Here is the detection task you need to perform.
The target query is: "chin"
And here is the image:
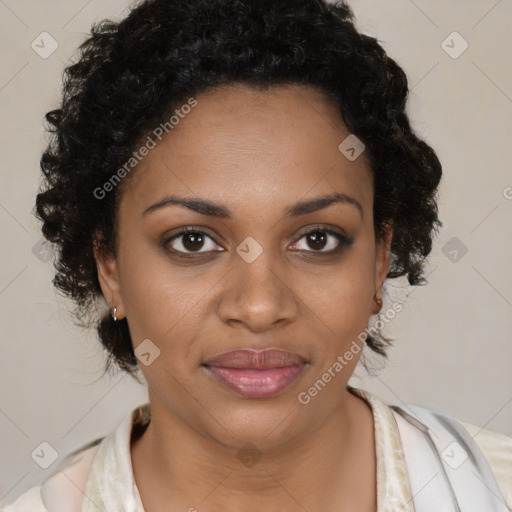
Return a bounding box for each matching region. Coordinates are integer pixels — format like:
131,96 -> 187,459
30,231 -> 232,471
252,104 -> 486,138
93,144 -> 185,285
202,398 -> 306,450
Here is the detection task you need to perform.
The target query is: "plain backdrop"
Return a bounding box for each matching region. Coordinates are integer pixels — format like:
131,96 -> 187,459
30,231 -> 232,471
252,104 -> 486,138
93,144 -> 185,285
1,0 -> 511,505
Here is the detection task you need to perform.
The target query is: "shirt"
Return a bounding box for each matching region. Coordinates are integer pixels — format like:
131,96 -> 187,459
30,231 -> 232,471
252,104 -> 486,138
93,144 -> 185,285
3,386 -> 512,511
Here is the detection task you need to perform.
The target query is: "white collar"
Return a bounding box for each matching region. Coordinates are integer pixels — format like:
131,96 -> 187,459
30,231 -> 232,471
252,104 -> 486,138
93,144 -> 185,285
81,387 -> 415,512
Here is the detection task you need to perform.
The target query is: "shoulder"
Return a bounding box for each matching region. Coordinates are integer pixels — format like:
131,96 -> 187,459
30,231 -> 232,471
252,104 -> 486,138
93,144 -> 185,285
458,419 -> 512,509
1,404 -> 149,512
1,440 -> 102,512
1,485 -> 47,512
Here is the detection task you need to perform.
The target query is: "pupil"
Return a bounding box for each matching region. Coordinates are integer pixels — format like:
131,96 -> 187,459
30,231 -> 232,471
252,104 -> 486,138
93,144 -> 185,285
183,232 -> 204,251
307,231 -> 327,250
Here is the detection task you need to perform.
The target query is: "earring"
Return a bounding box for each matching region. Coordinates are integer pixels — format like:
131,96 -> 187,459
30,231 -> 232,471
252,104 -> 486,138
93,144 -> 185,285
373,296 -> 383,314
111,306 -> 118,322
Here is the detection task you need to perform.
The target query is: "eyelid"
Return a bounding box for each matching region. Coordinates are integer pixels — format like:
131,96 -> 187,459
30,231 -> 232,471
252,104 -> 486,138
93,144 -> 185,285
295,224 -> 350,240
163,226 -> 224,254
291,225 -> 353,252
162,224 -> 353,255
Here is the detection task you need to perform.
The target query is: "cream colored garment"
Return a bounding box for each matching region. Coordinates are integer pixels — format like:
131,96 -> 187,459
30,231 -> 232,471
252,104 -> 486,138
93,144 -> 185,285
2,387 -> 511,511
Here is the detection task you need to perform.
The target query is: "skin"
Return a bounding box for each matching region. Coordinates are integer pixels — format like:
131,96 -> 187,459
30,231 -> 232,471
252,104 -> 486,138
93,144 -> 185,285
94,83 -> 392,512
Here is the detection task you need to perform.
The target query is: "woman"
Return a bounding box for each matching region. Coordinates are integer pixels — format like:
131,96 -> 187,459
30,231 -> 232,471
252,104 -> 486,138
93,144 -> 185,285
4,0 -> 511,510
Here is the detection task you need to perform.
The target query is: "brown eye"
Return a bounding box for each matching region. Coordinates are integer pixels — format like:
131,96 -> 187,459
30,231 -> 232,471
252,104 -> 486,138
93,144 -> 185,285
182,232 -> 205,251
305,231 -> 328,250
290,228 -> 353,253
164,228 -> 223,254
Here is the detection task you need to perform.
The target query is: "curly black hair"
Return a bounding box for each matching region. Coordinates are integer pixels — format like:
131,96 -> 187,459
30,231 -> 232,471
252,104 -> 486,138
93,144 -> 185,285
34,0 -> 442,379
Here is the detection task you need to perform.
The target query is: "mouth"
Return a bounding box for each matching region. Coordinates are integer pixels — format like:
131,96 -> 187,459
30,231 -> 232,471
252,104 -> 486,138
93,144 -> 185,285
202,348 -> 309,399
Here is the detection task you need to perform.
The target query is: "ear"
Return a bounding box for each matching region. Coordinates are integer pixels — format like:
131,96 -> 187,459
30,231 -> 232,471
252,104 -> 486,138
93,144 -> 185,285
374,222 -> 393,297
93,236 -> 125,320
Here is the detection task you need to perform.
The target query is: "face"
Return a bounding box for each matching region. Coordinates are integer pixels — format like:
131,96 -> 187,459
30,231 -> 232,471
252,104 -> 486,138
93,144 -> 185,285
95,83 -> 391,450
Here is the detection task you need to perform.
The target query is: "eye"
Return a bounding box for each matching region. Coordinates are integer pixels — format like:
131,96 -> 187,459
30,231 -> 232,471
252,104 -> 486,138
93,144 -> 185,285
164,227 -> 223,254
290,227 -> 353,253
163,225 -> 353,256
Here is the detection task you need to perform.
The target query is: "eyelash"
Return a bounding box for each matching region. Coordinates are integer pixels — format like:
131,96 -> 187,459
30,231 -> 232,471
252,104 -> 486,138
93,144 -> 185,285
162,225 -> 353,256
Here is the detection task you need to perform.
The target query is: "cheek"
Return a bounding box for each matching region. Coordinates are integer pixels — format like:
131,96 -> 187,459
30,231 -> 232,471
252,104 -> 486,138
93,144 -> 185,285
307,276 -> 373,339
301,244 -> 376,342
117,240 -> 215,363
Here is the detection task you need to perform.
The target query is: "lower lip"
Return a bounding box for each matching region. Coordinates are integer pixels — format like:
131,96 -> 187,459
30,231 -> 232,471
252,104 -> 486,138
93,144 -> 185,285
204,364 -> 306,398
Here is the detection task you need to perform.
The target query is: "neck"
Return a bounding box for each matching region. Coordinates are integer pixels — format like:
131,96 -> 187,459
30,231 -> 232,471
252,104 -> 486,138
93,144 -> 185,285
131,388 -> 376,512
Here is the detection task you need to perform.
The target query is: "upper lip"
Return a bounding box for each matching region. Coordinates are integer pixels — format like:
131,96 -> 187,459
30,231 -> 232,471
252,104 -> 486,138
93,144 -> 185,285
203,348 -> 308,369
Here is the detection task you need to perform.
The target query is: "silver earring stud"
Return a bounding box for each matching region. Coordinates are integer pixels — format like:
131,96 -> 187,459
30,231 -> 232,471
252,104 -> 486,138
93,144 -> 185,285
111,306 -> 118,322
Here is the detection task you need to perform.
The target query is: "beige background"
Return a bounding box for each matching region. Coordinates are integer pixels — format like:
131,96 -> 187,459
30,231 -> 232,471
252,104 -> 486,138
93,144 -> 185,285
1,0 -> 511,505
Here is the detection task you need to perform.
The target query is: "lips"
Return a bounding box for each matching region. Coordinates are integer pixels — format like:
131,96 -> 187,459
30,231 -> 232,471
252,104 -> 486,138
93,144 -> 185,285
204,348 -> 307,369
202,349 -> 308,398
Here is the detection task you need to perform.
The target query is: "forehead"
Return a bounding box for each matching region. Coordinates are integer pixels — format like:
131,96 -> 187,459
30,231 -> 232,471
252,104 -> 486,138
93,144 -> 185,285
120,83 -> 373,216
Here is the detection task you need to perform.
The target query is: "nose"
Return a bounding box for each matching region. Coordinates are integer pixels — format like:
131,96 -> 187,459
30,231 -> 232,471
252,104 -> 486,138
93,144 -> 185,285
216,246 -> 300,333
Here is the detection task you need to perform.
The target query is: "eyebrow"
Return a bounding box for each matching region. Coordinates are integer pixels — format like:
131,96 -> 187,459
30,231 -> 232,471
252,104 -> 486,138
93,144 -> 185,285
142,192 -> 363,219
